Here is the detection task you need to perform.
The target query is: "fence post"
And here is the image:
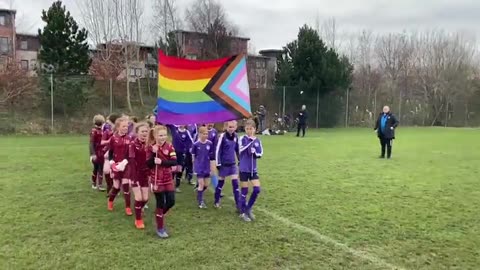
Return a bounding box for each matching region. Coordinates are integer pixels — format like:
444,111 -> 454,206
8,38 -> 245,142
316,88 -> 319,128
282,86 -> 286,117
345,87 -> 349,128
50,73 -> 54,132
109,78 -> 113,114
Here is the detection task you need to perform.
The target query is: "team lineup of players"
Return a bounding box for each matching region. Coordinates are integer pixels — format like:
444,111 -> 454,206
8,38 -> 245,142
89,113 -> 264,238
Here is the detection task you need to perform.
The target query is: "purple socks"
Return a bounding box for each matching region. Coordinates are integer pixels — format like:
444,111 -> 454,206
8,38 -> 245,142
232,179 -> 240,209
214,180 -> 225,204
197,189 -> 204,204
239,187 -> 248,214
247,186 -> 261,211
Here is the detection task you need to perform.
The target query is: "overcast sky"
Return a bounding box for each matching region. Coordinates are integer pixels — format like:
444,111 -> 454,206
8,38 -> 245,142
1,0 -> 480,52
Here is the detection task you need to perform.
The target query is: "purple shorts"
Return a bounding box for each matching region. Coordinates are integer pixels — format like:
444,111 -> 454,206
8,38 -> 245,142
196,172 -> 210,179
218,165 -> 238,178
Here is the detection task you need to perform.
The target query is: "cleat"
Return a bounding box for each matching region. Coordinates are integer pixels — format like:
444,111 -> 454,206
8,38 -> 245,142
135,220 -> 145,229
198,202 -> 207,209
246,210 -> 256,221
175,188 -> 182,193
213,203 -> 221,209
188,181 -> 195,186
379,155 -> 385,159
98,186 -> 106,192
92,184 -> 98,190
240,213 -> 252,222
144,204 -> 148,210
156,229 -> 169,238
107,201 -> 114,211
220,193 -> 225,198
125,208 -> 133,216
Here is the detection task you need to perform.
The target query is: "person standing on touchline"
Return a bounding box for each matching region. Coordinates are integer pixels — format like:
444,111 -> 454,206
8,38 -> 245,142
374,106 -> 399,159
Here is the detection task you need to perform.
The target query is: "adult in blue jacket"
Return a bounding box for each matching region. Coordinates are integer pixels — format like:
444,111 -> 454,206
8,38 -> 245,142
374,106 -> 399,159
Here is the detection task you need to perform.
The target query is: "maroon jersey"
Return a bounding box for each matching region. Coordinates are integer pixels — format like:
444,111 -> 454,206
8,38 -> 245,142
102,129 -> 114,152
128,138 -> 149,185
149,142 -> 176,192
110,133 -> 134,163
89,126 -> 103,158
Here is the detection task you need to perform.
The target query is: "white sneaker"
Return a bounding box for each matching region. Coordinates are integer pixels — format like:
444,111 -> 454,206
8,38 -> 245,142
91,184 -> 98,190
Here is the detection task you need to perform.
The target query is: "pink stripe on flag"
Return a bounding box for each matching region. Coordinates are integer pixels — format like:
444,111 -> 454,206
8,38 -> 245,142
230,68 -> 249,103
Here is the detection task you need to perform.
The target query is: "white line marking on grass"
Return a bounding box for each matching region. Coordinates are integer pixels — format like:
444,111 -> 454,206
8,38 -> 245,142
224,194 -> 405,270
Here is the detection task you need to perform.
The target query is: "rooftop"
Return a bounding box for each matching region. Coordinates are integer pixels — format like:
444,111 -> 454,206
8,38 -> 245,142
174,29 -> 250,41
0,8 -> 16,14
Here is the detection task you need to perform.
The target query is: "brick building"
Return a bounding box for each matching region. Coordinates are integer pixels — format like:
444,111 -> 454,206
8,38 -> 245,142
174,30 -> 249,60
0,9 -> 16,68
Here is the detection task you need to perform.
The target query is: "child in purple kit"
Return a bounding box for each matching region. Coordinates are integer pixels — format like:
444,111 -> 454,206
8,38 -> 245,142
191,126 -> 215,209
214,120 -> 240,210
238,119 -> 263,222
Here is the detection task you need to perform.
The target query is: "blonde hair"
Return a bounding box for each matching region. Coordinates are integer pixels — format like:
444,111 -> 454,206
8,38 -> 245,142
245,119 -> 256,128
115,116 -> 129,129
198,126 -> 208,134
148,125 -> 168,145
135,121 -> 150,134
223,120 -> 237,130
93,114 -> 105,126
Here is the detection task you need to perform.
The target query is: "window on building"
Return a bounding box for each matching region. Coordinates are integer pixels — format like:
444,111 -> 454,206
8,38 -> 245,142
0,37 -> 9,54
20,60 -> 29,71
135,68 -> 142,77
0,16 -> 5,26
30,59 -> 37,69
20,41 -> 28,50
186,54 -> 197,60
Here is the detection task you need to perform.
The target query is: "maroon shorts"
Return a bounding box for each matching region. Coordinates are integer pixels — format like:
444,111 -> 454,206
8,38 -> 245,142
131,176 -> 149,188
112,165 -> 132,180
152,182 -> 175,193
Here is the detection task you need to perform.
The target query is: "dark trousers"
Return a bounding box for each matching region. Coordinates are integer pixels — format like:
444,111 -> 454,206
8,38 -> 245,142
296,123 -> 306,137
379,136 -> 393,158
154,191 -> 175,212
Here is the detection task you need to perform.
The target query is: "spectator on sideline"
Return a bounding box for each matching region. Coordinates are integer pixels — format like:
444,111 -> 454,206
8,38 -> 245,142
257,105 -> 266,133
374,105 -> 399,159
296,105 -> 308,137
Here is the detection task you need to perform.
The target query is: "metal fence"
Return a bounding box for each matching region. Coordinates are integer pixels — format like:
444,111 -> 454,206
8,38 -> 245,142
2,75 -> 480,134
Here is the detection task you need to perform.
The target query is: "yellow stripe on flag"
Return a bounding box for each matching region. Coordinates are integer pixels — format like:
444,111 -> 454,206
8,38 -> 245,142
158,74 -> 210,92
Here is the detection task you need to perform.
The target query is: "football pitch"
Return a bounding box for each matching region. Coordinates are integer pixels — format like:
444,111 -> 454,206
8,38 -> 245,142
1,128 -> 479,270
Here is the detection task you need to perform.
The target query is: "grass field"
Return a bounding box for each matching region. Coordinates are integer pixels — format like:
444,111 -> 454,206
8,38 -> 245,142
1,128 -> 479,270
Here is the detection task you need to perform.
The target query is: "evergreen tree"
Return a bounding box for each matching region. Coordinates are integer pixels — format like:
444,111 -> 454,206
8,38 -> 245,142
275,24 -> 353,126
37,1 -> 92,117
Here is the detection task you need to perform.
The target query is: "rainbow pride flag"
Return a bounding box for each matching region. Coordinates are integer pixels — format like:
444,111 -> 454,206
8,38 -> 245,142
157,50 -> 251,125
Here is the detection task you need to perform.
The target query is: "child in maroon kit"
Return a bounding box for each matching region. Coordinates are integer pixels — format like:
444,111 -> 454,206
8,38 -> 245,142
191,126 -> 215,209
89,114 -> 106,191
107,117 -> 134,216
101,113 -> 119,195
128,122 -> 151,229
147,125 -> 177,238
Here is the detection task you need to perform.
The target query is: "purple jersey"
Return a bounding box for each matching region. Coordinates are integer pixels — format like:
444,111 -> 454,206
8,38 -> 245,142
102,123 -> 112,132
238,135 -> 263,173
187,124 -> 198,142
207,128 -> 218,147
191,140 -> 214,174
168,125 -> 194,153
215,132 -> 239,167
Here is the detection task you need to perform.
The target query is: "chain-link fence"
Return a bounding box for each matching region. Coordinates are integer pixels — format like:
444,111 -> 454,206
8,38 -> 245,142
251,85 -> 480,129
0,74 -> 157,134
2,75 -> 480,134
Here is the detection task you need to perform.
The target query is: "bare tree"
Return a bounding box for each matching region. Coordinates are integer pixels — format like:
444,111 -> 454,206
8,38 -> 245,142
77,0 -> 116,46
321,17 -> 339,50
112,0 -> 145,111
152,0 -> 182,41
0,62 -> 37,107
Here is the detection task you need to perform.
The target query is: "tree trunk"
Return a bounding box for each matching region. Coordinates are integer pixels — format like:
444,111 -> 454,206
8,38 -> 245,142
138,77 -> 144,106
146,71 -> 151,97
126,66 -> 133,112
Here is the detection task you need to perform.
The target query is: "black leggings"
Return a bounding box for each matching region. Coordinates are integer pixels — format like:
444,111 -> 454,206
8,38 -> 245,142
297,123 -> 306,137
379,137 -> 393,158
154,191 -> 175,211
93,162 -> 103,175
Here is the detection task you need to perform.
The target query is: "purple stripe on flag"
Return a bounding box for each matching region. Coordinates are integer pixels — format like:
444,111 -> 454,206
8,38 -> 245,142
157,110 -> 239,125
